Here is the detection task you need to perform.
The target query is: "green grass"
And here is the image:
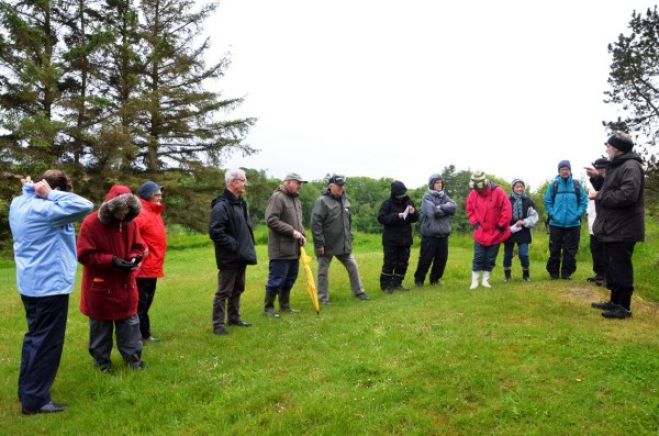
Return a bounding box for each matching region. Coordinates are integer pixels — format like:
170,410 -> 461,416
1,229 -> 658,434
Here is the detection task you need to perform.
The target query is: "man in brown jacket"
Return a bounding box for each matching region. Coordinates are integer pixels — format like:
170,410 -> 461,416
264,173 -> 307,317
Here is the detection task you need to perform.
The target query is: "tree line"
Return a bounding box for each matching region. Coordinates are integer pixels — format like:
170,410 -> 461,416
0,3 -> 656,251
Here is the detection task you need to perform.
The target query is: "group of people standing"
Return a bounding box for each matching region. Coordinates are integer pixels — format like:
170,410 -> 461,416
9,132 -> 644,416
10,176 -> 166,414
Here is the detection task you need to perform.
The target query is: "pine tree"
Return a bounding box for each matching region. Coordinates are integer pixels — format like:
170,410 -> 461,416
604,6 -> 659,201
0,0 -> 69,171
136,0 -> 255,172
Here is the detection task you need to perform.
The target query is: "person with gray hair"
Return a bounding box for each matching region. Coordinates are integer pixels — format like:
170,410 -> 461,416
586,131 -> 644,319
311,174 -> 369,304
209,168 -> 256,335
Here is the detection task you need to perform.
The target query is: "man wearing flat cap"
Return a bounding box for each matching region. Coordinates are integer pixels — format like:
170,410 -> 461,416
311,174 -> 370,304
587,131 -> 645,319
263,173 -> 307,317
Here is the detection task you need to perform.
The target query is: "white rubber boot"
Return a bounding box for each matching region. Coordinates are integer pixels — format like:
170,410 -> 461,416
470,271 -> 480,290
481,271 -> 492,288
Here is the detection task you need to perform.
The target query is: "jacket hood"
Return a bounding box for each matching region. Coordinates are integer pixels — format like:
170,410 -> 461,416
98,185 -> 141,225
390,181 -> 407,198
609,152 -> 643,168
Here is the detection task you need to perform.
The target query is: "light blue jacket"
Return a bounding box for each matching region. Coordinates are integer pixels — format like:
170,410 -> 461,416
9,185 -> 93,297
544,175 -> 588,228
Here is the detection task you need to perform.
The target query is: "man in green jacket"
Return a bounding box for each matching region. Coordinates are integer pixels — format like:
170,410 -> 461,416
311,175 -> 369,305
264,173 -> 307,317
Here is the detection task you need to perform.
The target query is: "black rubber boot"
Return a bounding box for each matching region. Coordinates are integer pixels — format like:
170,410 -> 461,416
504,268 -> 512,282
279,289 -> 300,313
522,269 -> 530,282
264,292 -> 280,318
380,272 -> 394,294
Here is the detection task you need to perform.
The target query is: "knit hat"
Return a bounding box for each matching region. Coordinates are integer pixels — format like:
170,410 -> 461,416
428,174 -> 443,189
606,133 -> 634,153
511,178 -> 525,189
469,171 -> 488,190
557,160 -> 571,171
137,181 -> 162,200
391,180 -> 407,197
592,157 -> 610,169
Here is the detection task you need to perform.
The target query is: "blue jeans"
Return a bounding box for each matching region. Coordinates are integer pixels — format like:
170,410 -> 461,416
265,259 -> 300,296
503,242 -> 529,269
472,243 -> 500,272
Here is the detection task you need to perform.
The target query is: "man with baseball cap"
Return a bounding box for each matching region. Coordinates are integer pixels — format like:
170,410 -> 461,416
586,131 -> 645,319
585,158 -> 609,286
263,173 -> 308,317
311,174 -> 369,304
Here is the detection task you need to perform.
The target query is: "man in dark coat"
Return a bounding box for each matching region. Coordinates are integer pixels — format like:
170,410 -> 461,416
78,185 -> 146,372
209,168 -> 257,335
377,180 -> 417,292
587,131 -> 645,319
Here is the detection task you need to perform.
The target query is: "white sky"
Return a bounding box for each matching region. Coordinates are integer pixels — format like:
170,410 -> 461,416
205,0 -> 656,191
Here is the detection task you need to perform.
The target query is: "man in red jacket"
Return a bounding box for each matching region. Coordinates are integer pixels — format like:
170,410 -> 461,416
466,172 -> 512,289
135,181 -> 167,342
78,185 -> 146,373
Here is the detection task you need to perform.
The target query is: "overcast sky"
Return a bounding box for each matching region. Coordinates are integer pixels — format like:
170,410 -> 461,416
204,0 -> 656,191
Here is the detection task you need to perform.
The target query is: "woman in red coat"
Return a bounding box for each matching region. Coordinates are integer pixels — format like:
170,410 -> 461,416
78,185 -> 146,372
465,172 -> 512,289
134,181 -> 167,342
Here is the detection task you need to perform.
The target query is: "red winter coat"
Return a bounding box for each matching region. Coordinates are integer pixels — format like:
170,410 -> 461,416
135,198 -> 167,278
466,184 -> 512,246
78,186 -> 146,321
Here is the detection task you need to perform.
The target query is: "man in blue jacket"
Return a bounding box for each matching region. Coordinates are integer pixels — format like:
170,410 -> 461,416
544,160 -> 588,279
9,170 -> 93,415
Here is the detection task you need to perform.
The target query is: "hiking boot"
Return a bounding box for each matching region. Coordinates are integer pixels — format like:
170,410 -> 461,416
601,305 -> 632,319
264,308 -> 280,318
504,269 -> 512,282
415,281 -> 424,289
522,269 -> 530,282
213,326 -> 228,335
356,293 -> 370,301
591,301 -> 616,311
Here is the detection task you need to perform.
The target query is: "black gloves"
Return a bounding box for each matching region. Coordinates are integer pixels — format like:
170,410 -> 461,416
495,225 -> 505,233
472,223 -> 480,230
130,256 -> 143,265
112,256 -> 135,270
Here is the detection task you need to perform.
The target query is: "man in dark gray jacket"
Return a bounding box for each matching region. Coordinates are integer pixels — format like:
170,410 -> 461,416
264,173 -> 307,317
587,131 -> 645,319
311,175 -> 369,304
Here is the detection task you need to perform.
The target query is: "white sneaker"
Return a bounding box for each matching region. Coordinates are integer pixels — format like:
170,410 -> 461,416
470,271 -> 480,290
481,271 -> 491,288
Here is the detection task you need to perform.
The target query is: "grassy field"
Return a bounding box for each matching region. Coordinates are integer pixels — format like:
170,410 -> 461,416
1,227 -> 657,435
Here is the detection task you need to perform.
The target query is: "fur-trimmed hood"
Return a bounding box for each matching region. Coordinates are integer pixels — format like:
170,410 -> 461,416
98,185 -> 142,225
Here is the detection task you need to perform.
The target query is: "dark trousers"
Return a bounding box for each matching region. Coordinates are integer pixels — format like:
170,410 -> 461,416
414,237 -> 448,284
265,259 -> 300,295
212,266 -> 246,328
589,235 -> 605,277
603,241 -> 636,310
89,316 -> 142,367
137,278 -> 158,339
265,259 -> 300,309
381,244 -> 411,289
546,225 -> 580,278
472,242 -> 500,272
19,294 -> 68,411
